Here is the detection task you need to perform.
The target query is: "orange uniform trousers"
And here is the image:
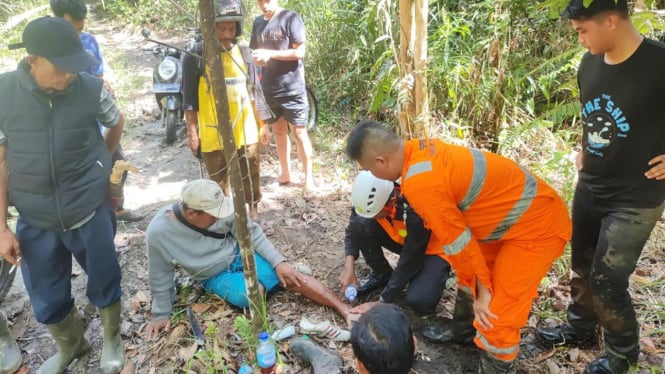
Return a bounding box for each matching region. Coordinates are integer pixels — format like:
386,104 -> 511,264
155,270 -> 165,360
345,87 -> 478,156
401,139 -> 571,361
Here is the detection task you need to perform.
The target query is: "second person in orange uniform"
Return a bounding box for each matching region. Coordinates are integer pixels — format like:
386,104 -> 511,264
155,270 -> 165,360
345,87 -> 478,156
346,120 -> 572,373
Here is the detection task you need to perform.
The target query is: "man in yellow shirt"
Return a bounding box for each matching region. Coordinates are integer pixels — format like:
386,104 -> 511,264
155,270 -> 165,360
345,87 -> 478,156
182,0 -> 270,220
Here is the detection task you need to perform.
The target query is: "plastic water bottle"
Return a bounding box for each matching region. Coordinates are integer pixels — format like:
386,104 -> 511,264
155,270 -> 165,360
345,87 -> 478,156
238,364 -> 253,374
256,331 -> 277,373
345,284 -> 358,302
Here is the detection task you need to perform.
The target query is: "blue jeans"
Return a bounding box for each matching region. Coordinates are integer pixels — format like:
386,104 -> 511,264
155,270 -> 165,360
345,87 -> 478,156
568,184 -> 664,360
202,248 -> 280,308
18,202 -> 122,324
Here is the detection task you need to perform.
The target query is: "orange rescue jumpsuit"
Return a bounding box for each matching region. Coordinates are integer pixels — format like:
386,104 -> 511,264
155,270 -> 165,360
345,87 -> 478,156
401,139 -> 571,361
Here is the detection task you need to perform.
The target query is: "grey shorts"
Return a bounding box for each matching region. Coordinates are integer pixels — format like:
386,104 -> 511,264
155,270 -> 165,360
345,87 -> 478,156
265,93 -> 309,126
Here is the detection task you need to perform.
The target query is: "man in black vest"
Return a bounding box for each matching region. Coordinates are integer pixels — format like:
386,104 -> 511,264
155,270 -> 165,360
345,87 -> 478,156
0,17 -> 125,374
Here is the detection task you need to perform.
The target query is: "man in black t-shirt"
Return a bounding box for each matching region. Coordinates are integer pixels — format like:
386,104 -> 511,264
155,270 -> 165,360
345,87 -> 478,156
537,1 -> 665,373
250,0 -> 316,195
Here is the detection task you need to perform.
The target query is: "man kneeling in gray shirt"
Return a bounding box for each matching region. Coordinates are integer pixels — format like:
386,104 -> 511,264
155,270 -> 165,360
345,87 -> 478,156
144,179 -> 352,337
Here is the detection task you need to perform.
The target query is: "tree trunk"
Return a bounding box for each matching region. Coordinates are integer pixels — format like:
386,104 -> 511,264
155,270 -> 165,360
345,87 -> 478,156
413,0 -> 429,137
398,0 -> 414,138
398,0 -> 430,139
199,0 -> 262,319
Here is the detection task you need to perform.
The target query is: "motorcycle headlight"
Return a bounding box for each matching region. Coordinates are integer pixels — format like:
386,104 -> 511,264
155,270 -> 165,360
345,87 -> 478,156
157,57 -> 178,81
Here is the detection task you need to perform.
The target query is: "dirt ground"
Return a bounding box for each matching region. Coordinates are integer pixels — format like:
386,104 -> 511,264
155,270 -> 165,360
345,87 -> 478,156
2,10 -> 665,374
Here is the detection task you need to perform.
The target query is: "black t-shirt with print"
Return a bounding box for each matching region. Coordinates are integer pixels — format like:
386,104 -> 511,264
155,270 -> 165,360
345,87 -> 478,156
250,9 -> 306,98
578,38 -> 665,207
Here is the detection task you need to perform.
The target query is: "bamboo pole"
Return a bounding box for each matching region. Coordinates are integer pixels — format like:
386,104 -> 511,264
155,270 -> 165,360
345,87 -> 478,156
199,0 -> 262,319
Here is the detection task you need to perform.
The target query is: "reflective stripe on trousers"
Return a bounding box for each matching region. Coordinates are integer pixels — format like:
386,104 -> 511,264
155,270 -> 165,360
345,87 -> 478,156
475,331 -> 519,359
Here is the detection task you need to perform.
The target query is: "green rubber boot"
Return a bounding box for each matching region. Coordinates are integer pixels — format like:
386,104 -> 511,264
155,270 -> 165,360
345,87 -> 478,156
99,301 -> 124,374
37,307 -> 91,374
0,315 -> 21,374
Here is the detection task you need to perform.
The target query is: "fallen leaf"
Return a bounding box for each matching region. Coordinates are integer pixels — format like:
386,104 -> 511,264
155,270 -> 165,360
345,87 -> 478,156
203,308 -> 233,321
535,348 -> 556,363
630,274 -> 651,285
134,291 -> 150,303
178,341 -> 198,361
569,347 -> 580,363
120,359 -> 136,374
167,324 -> 187,345
15,366 -> 29,374
545,359 -> 560,374
640,336 -> 665,353
191,303 -> 210,314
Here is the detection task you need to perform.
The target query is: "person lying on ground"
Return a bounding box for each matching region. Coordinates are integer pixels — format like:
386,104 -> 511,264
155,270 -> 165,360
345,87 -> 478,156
340,171 -> 451,316
144,179 -> 352,338
351,303 -> 415,374
346,120 -> 571,373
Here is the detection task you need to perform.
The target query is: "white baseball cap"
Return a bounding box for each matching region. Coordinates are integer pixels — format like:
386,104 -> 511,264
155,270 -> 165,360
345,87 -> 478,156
181,179 -> 234,218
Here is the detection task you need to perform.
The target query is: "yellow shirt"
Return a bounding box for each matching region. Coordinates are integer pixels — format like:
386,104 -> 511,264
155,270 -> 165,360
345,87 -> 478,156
198,46 -> 259,152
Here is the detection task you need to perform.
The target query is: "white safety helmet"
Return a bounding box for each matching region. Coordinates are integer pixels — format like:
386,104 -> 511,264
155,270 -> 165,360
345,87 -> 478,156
352,171 -> 394,218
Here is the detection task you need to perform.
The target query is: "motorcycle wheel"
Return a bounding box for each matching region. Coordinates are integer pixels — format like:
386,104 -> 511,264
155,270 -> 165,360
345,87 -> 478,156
165,110 -> 178,145
306,86 -> 318,131
0,259 -> 16,303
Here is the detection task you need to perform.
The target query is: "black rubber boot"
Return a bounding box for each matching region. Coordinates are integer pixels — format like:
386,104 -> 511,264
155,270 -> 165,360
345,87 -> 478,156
477,351 -> 515,374
536,322 -> 596,348
584,353 -> 633,374
0,315 -> 21,374
290,337 -> 343,374
357,270 -> 392,297
584,327 -> 639,374
422,288 -> 475,345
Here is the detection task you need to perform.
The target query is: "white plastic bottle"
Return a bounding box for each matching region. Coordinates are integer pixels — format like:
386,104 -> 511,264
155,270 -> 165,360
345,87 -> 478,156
256,331 -> 277,373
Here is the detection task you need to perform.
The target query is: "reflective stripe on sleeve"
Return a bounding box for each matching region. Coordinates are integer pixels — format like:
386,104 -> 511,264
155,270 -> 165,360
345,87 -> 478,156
404,161 -> 433,180
443,227 -> 472,256
483,167 -> 537,242
458,148 -> 487,212
476,331 -> 520,356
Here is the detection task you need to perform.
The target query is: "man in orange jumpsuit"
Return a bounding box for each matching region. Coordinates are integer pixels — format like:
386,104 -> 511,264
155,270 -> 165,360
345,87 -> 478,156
346,120 -> 571,373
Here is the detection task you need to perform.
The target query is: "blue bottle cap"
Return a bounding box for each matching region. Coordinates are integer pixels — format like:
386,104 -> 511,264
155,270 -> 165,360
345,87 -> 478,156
258,331 -> 270,341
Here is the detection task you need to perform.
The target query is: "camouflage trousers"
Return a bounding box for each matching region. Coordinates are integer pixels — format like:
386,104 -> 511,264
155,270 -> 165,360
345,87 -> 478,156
567,184 -> 664,362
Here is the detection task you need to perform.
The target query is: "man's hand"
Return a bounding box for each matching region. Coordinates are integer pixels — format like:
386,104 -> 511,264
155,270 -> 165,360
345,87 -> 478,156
252,49 -> 273,67
0,229 -> 20,265
338,258 -> 358,293
275,262 -> 306,288
144,319 -> 171,339
646,154 -> 665,180
188,131 -> 200,158
473,280 -> 498,330
259,124 -> 271,146
350,301 -> 378,315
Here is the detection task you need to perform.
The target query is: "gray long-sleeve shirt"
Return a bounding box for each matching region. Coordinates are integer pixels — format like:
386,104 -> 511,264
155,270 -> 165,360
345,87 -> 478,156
145,205 -> 286,320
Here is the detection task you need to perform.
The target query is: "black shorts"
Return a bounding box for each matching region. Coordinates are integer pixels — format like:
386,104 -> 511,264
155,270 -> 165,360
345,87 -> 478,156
265,92 -> 309,127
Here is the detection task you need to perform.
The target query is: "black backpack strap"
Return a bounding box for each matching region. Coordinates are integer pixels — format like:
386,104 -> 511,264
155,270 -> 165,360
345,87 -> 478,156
171,203 -> 229,239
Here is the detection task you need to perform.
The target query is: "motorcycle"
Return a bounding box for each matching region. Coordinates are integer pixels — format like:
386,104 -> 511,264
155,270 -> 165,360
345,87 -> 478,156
142,29 -> 201,144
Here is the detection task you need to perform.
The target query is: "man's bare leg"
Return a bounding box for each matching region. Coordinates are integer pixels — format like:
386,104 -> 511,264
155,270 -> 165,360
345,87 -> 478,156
291,124 -> 314,192
286,274 -> 351,319
272,118 -> 291,184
